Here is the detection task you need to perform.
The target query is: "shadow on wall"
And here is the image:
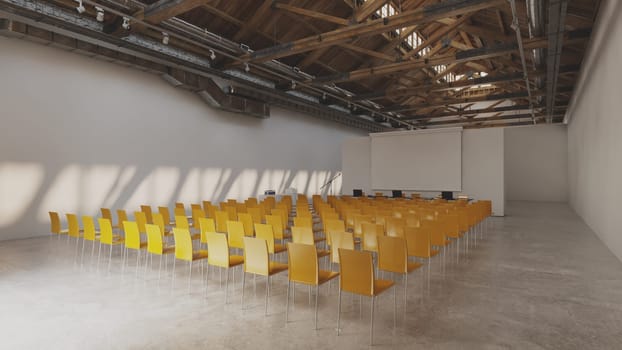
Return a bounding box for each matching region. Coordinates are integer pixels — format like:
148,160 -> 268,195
0,162 -> 342,237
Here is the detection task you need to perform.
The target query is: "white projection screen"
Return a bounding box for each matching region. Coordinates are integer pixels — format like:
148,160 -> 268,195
370,128 -> 462,191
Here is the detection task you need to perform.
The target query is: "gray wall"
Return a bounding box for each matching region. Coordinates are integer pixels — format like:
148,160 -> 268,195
0,36 -> 363,241
504,125 -> 569,202
566,0 -> 622,261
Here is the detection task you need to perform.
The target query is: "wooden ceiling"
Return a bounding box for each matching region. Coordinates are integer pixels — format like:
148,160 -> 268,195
0,0 -> 601,130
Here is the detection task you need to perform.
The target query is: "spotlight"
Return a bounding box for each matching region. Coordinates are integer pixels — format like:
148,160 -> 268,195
95,7 -> 104,22
122,16 -> 130,30
290,80 -> 296,89
244,63 -> 250,73
162,32 -> 169,45
209,50 -> 216,60
75,0 -> 85,14
510,20 -> 519,31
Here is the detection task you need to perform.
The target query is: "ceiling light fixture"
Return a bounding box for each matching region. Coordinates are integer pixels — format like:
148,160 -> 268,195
162,32 -> 169,45
75,0 -> 85,14
122,17 -> 130,30
95,7 -> 104,22
209,50 -> 216,60
244,63 -> 250,73
290,80 -> 296,89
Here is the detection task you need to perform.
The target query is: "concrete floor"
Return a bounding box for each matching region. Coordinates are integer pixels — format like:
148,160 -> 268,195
1,201 -> 622,349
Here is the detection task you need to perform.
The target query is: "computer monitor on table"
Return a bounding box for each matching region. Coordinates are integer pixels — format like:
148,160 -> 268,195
392,190 -> 403,198
353,189 -> 363,197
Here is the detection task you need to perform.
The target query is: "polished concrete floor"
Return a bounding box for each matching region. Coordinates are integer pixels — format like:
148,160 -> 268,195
1,201 -> 622,349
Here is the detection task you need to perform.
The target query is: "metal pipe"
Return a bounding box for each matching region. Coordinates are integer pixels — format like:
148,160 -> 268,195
508,0 -> 536,124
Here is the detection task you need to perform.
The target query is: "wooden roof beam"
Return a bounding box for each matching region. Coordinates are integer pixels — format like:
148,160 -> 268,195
274,3 -> 350,26
244,0 -> 506,63
144,0 -> 211,24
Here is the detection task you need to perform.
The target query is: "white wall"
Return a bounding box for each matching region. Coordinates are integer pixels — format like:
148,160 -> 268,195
566,0 -> 622,261
0,36 -> 364,241
504,125 -> 569,202
341,137 -> 371,195
462,128 -> 504,216
341,128 -> 505,216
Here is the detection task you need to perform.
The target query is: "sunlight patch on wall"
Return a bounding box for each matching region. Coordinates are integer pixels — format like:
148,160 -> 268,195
200,168 -> 232,202
225,169 -> 258,200
81,165 -> 120,215
0,163 -> 44,227
124,166 -> 180,209
38,164 -> 80,221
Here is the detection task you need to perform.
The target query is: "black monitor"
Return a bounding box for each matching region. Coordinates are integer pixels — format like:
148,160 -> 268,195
441,191 -> 454,200
392,190 -> 403,198
353,189 -> 363,197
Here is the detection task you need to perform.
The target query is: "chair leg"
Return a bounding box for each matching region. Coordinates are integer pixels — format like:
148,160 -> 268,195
97,243 -> 102,272
337,290 -> 342,335
108,244 -> 113,274
370,296 -> 375,345
315,285 -> 319,330
285,280 -> 290,323
171,258 -> 176,291
241,271 -> 246,308
225,267 -> 229,304
265,275 -> 270,316
188,260 -> 193,294
135,250 -> 141,279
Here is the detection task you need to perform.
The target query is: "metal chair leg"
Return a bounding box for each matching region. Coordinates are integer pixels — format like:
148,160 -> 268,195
315,285 -> 319,330
337,290 -> 342,335
370,296 -> 375,345
285,280 -> 290,323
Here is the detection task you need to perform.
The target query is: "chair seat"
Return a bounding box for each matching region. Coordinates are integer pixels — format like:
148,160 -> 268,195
407,261 -> 423,273
318,270 -> 339,284
162,246 -> 175,254
106,237 -> 125,246
192,250 -> 209,260
268,261 -> 288,275
317,249 -> 331,258
229,255 -> 244,266
55,229 -> 69,235
430,249 -> 440,257
274,243 -> 287,254
190,233 -> 201,241
373,279 -> 395,296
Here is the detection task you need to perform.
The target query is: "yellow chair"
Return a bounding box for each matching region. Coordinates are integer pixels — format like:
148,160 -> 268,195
100,208 -> 117,229
377,235 -> 422,301
265,214 -> 291,242
175,215 -> 200,242
81,215 -> 99,266
174,206 -> 186,218
198,217 -> 216,247
152,213 -> 172,237
158,206 -> 174,226
324,219 -> 345,246
285,242 -> 339,329
116,209 -> 129,232
140,205 -> 153,224
123,221 -> 148,277
237,212 -> 255,237
97,218 -> 124,273
329,231 -> 354,267
172,227 -> 208,293
241,236 -> 288,315
247,207 -> 262,225
361,222 -> 384,253
66,213 -> 82,239
206,232 -> 244,303
134,211 -> 148,235
145,223 -> 175,281
214,210 -> 229,233
337,248 -> 395,345
226,220 -> 246,251
254,223 -> 287,256
48,211 -> 68,237
291,226 -> 330,259
191,208 -> 205,230
293,216 -> 325,243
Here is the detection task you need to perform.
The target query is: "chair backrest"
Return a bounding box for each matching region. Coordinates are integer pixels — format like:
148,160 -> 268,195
404,226 -> 431,258
140,205 -> 153,223
247,207 -> 262,224
100,208 -> 113,223
271,208 -> 288,228
123,221 -> 142,250
199,217 -> 216,243
254,223 -> 277,254
224,206 -> 237,221
324,219 -> 346,245
361,222 -> 381,252
265,215 -> 285,240
190,203 -> 202,212
49,211 -> 62,234
237,213 -> 255,236
174,207 -> 186,218
172,227 -> 193,261
134,211 -> 148,233
152,213 -> 166,236
82,215 -> 97,241
175,215 -> 189,230
191,208 -> 205,229
338,248 -> 374,297
291,226 -> 315,245
158,206 -> 171,225
293,216 -> 313,228
175,202 -> 185,209
243,236 -> 269,276
330,231 -> 354,264
226,220 -> 245,250
207,232 -> 231,268
67,213 -> 80,238
146,224 -> 164,255
116,210 -> 128,230
423,220 -> 445,246
214,210 -> 229,233
386,217 -> 405,237
287,242 -> 318,285
98,218 -> 114,245
377,236 -> 407,274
